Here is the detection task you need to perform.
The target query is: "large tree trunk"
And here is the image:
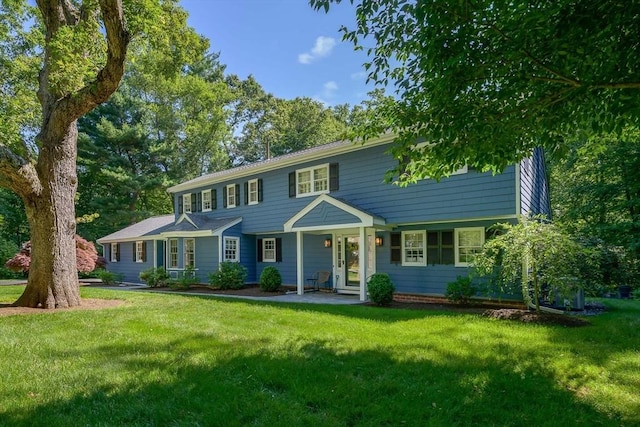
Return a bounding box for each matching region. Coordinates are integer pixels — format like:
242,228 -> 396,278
14,122 -> 80,308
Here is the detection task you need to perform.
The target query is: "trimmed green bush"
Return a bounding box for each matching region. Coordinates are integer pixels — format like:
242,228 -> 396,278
139,267 -> 170,288
95,269 -> 124,286
259,266 -> 282,292
367,273 -> 395,306
209,262 -> 247,290
170,266 -> 199,290
445,275 -> 477,304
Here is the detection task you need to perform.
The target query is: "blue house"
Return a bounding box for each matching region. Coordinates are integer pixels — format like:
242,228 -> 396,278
97,134 -> 550,301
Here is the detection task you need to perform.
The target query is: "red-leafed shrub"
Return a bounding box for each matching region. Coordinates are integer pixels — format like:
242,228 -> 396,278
5,235 -> 100,273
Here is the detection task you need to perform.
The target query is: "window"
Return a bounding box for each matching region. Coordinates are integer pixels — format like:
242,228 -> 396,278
262,238 -> 276,262
168,239 -> 178,268
402,231 -> 426,266
202,190 -> 212,212
183,193 -> 192,213
110,243 -> 119,262
455,227 -> 485,267
296,164 -> 329,197
184,238 -> 195,268
226,184 -> 237,208
135,241 -> 145,263
224,237 -> 239,262
247,179 -> 258,205
426,231 -> 454,265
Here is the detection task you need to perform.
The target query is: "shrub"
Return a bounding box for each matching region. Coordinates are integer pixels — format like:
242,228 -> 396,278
445,275 -> 477,304
95,269 -> 124,285
170,266 -> 199,290
367,273 -> 395,306
633,288 -> 640,300
259,266 -> 282,292
139,267 -> 170,288
209,262 -> 247,290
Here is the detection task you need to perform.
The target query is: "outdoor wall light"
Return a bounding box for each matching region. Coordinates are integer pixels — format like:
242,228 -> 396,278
324,238 -> 332,248
375,236 -> 383,246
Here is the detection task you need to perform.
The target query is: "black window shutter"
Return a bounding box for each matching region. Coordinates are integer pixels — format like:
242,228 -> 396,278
132,242 -> 136,261
235,184 -> 241,205
115,243 -> 120,262
178,195 -> 183,214
142,241 -> 147,262
191,193 -> 197,213
258,179 -> 263,202
330,163 -> 339,191
212,189 -> 217,210
257,239 -> 263,262
390,232 -> 402,264
288,172 -> 296,198
244,181 -> 249,205
223,186 -> 227,208
276,238 -> 282,262
196,192 -> 202,212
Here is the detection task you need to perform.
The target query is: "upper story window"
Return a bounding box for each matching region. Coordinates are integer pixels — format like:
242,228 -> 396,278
247,179 -> 259,205
402,231 -> 426,266
455,227 -> 485,267
183,193 -> 192,213
202,190 -> 212,212
289,163 -> 338,198
110,243 -> 119,262
226,184 -> 237,208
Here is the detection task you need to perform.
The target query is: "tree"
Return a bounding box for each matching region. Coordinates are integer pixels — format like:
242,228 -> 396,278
473,216 -> 584,312
311,1 -> 640,182
0,1 -> 130,308
551,127 -> 640,256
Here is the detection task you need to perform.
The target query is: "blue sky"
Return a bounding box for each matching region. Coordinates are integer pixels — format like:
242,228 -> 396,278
179,0 -> 374,106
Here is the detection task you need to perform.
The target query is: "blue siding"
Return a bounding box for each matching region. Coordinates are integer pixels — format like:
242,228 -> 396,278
293,202 -> 360,228
256,233 -> 298,285
302,235 -> 333,287
194,236 -> 217,283
106,241 -> 153,283
520,148 -> 551,217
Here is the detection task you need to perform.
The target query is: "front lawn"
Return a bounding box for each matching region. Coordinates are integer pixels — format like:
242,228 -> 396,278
0,286 -> 638,426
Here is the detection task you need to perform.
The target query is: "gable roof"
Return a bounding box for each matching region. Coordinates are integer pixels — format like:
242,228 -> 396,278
97,215 -> 174,243
153,214 -> 242,237
167,132 -> 396,194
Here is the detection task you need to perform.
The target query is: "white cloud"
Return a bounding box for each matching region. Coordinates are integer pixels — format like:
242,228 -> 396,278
314,81 -> 339,105
350,71 -> 367,80
298,36 -> 336,64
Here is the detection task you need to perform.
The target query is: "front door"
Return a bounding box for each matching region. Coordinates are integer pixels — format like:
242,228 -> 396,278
336,235 -> 360,292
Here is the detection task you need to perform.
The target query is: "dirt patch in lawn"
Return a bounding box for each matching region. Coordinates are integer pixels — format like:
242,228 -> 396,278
0,298 -> 124,317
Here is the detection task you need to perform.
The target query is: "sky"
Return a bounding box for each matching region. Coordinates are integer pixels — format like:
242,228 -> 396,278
179,0 -> 375,106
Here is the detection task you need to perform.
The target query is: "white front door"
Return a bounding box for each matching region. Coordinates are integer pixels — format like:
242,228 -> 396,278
335,235 -> 360,292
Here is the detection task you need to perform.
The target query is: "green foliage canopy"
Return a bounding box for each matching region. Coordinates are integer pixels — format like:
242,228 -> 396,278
312,0 -> 640,182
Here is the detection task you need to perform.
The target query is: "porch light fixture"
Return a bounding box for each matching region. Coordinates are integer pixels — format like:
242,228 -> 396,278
324,238 -> 332,248
375,236 -> 383,246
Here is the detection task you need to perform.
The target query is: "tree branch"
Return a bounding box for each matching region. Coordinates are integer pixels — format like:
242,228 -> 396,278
0,145 -> 41,198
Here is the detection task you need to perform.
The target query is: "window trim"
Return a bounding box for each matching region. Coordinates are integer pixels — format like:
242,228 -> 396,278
110,243 -> 119,263
184,238 -> 195,268
296,163 -> 329,197
202,189 -> 212,212
262,238 -> 276,263
454,227 -> 485,267
226,184 -> 237,208
183,193 -> 192,213
248,179 -> 259,205
401,230 -> 427,266
168,238 -> 178,268
135,241 -> 144,263
224,237 -> 240,262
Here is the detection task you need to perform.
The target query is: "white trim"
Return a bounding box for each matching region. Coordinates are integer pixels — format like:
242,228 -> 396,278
184,238 -> 195,268
295,163 -> 329,198
202,189 -> 212,212
401,230 -> 427,266
223,237 -> 240,262
262,238 -> 276,263
175,213 -> 198,228
385,214 -> 517,229
110,243 -> 118,262
515,162 -> 521,216
247,178 -> 259,205
167,133 -> 396,193
296,232 -> 304,295
135,241 -> 144,263
159,217 -> 242,239
168,238 -> 179,269
284,194 -> 385,232
183,193 -> 192,213
454,227 -> 485,267
359,227 -> 367,302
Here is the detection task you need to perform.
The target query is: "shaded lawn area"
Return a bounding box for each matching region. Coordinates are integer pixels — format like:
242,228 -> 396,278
0,286 -> 638,426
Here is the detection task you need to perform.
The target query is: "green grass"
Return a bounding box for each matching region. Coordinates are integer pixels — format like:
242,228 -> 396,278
0,286 -> 638,426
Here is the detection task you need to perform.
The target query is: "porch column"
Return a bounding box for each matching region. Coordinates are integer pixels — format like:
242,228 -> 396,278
296,231 -> 304,295
153,240 -> 158,269
359,227 -> 368,302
